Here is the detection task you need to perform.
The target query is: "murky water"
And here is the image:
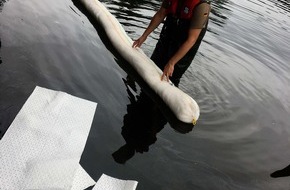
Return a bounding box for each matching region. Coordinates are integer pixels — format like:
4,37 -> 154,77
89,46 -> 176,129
1,0 -> 290,189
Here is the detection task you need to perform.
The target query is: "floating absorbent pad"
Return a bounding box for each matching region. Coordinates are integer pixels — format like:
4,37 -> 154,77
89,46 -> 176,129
78,0 -> 200,124
0,86 -> 97,189
93,174 -> 138,190
0,86 -> 138,190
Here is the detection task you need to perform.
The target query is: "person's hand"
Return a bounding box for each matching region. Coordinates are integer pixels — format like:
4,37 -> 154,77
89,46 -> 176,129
132,35 -> 147,48
161,62 -> 175,82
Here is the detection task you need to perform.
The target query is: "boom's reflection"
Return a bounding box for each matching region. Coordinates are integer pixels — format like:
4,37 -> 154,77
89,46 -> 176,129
112,76 -> 194,164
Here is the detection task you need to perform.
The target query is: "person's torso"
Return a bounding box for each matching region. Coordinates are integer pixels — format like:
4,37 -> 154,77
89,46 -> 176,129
161,0 -> 209,45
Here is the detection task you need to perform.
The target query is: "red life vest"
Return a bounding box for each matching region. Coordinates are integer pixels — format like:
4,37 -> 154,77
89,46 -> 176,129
166,0 -> 201,19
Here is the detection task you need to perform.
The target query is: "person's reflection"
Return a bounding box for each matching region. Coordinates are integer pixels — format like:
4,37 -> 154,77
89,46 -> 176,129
271,164 -> 290,178
112,76 -> 167,164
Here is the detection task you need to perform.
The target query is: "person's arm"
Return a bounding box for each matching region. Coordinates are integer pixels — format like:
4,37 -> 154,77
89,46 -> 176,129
161,28 -> 201,81
132,7 -> 167,48
162,3 -> 211,81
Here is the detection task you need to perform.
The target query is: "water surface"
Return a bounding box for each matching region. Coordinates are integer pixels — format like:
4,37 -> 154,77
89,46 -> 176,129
1,0 -> 290,189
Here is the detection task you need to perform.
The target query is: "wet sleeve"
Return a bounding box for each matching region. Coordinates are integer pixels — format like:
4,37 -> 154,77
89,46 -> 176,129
161,0 -> 171,9
190,3 -> 211,29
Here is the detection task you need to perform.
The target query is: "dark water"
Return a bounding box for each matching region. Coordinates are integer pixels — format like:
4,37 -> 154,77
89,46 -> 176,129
1,0 -> 290,189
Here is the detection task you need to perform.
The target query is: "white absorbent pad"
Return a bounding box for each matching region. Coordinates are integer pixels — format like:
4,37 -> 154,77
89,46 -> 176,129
78,0 -> 200,124
93,174 -> 138,190
0,86 -> 97,189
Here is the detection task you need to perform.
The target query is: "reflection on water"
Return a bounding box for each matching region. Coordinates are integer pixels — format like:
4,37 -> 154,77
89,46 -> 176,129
112,75 -> 194,164
0,39 -> 2,65
0,0 -> 4,65
209,0 -> 231,28
272,0 -> 290,13
0,1 -> 5,139
112,77 -> 166,164
0,0 -> 7,12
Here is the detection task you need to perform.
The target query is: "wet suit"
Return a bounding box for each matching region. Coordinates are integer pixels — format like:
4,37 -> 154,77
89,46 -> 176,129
151,0 -> 211,86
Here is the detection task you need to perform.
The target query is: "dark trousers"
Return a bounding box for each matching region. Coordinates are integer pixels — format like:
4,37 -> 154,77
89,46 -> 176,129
150,31 -> 205,86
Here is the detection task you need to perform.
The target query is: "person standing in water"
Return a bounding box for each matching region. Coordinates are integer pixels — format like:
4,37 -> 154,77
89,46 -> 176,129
132,0 -> 211,86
